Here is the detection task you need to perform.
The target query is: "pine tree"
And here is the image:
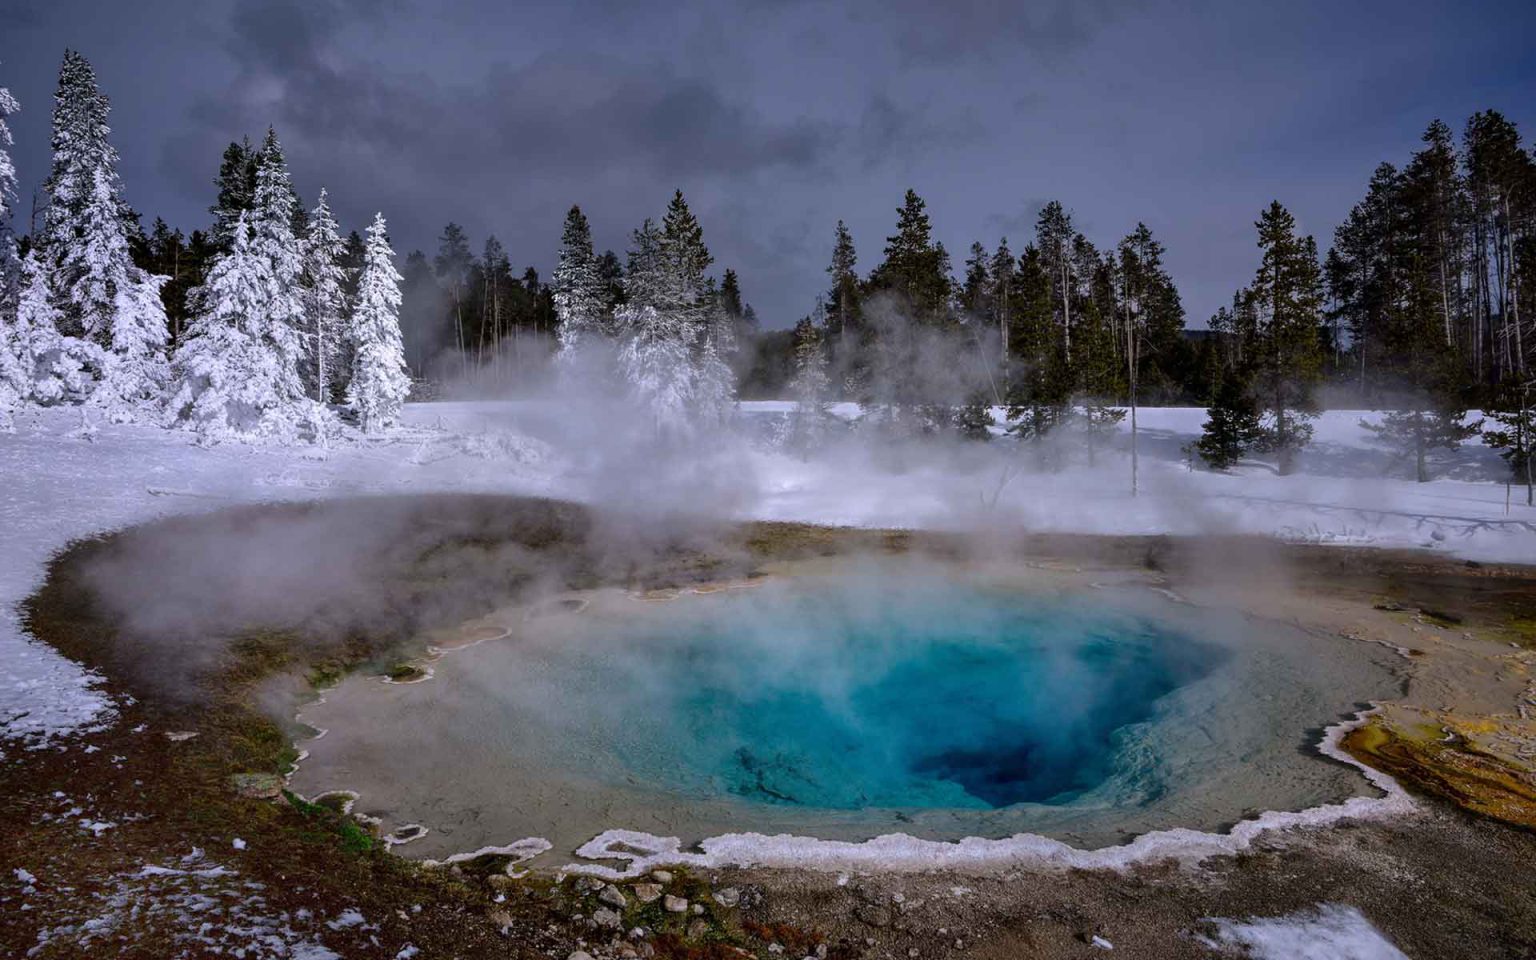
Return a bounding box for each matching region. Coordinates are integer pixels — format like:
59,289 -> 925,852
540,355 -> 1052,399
168,216 -> 312,440
434,222 -> 473,366
347,213 -> 410,432
245,129 -> 307,409
869,189 -> 951,327
209,138 -> 256,252
9,251 -> 99,409
1484,381 -> 1535,503
616,303 -> 693,438
953,392 -> 995,441
301,188 -> 348,401
596,250 -> 625,308
553,205 -> 609,358
658,190 -> 712,334
0,83 -> 19,312
624,219 -> 665,309
1248,202 -> 1325,474
1035,201 -> 1077,361
786,316 -> 832,452
40,52 -> 168,417
825,220 -> 860,346
1197,369 -> 1264,470
42,50 -> 126,339
988,238 -> 1016,363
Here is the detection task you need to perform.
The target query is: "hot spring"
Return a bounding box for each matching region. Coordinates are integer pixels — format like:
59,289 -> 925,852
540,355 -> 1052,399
288,561 -> 1404,864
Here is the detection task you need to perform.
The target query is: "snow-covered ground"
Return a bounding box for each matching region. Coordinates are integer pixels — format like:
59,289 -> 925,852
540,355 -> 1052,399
2,400 -> 1532,753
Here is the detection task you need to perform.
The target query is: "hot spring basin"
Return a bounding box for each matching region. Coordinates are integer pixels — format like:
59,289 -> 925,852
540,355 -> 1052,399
288,564 -> 1403,863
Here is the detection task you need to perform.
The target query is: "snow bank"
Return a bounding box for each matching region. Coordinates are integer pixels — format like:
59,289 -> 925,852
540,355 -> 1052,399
1201,903 -> 1409,960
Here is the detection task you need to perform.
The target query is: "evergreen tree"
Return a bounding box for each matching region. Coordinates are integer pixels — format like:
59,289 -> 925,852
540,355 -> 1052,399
0,83 -> 19,312
9,251 -> 98,408
347,213 -> 410,432
960,241 -> 991,316
868,189 -> 951,327
825,219 -> 862,394
616,303 -> 693,438
658,190 -> 712,333
553,205 -> 608,358
39,53 -> 169,419
1248,202 -> 1325,474
719,268 -> 744,321
786,316 -> 832,452
596,249 -> 625,308
1483,382 -> 1535,502
953,392 -> 995,440
1197,368 -> 1264,470
43,51 -> 125,338
987,238 -> 1016,363
301,188 -> 349,401
209,138 -> 256,252
245,129 -> 307,409
167,216 -> 312,440
624,218 -> 665,309
1035,201 -> 1077,360
434,222 -> 473,363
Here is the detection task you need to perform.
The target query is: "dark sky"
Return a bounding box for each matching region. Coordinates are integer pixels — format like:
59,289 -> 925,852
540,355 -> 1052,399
5,0 -> 1535,328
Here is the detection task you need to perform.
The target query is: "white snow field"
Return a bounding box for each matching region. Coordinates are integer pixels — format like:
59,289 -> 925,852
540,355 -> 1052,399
1,400 -> 1531,757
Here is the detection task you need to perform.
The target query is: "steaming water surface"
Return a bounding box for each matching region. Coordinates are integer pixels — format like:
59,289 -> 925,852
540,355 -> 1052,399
288,565 -> 1403,863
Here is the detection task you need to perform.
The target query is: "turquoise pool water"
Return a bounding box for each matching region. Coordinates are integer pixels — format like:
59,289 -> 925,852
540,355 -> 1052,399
610,586 -> 1222,810
289,565 -> 1402,860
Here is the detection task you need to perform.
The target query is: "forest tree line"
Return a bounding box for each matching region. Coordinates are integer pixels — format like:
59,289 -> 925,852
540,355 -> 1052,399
2,49 -> 1532,480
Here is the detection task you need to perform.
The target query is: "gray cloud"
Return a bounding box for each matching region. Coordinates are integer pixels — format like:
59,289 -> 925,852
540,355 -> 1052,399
4,0 -> 1535,329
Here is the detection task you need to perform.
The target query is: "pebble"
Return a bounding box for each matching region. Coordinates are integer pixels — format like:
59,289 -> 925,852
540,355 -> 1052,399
568,953 -> 595,960
712,887 -> 740,907
599,885 -> 628,909
651,870 -> 674,884
663,895 -> 689,913
633,882 -> 663,903
592,907 -> 622,929
691,903 -> 705,915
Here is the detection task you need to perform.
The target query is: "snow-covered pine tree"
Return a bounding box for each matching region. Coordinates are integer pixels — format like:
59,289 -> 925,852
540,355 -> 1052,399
347,213 -> 410,432
786,316 -> 832,452
624,218 -> 665,310
11,250 -> 99,409
616,303 -> 694,439
553,205 -> 609,359
94,248 -> 170,421
209,138 -> 256,252
658,191 -> 711,332
301,188 -> 349,401
43,50 -> 125,339
246,129 -> 308,409
168,215 -> 314,441
0,83 -> 20,310
39,51 -> 168,418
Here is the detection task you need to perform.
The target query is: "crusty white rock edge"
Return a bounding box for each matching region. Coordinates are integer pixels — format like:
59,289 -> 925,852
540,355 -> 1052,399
560,705 -> 1412,879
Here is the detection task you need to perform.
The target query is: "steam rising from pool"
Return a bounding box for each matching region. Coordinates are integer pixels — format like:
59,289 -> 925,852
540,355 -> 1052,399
288,563 -> 1403,863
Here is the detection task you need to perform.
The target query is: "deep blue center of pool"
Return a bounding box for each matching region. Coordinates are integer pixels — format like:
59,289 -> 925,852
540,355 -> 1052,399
595,581 -> 1224,811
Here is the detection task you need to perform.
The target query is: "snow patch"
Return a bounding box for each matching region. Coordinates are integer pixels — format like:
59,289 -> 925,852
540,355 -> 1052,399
1201,903 -> 1409,960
